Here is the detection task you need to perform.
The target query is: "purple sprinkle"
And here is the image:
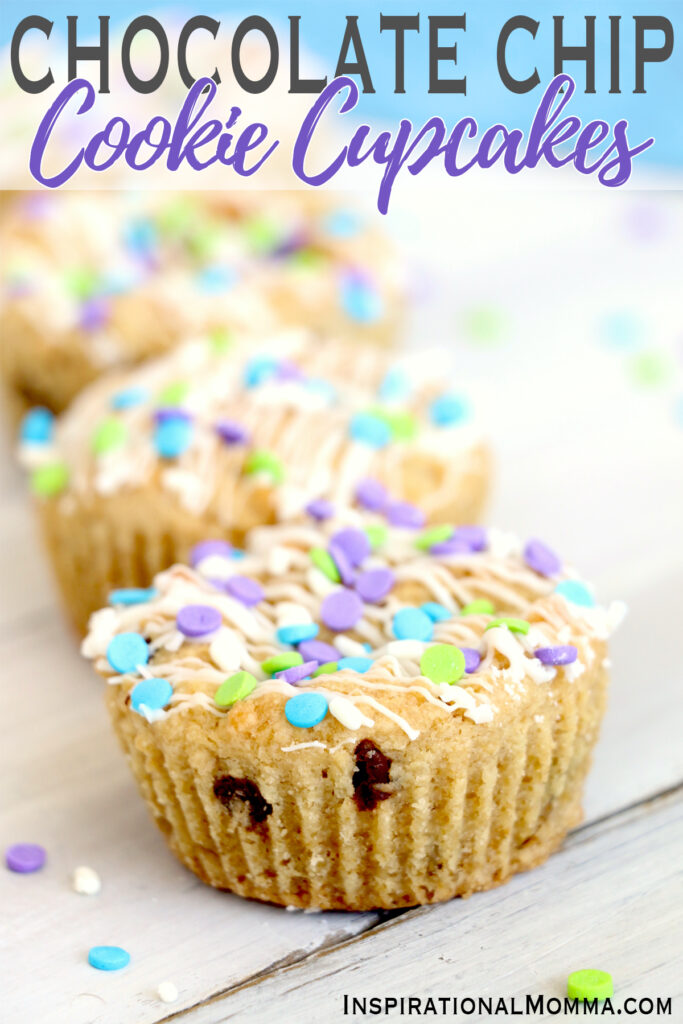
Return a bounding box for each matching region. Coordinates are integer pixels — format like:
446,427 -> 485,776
299,639 -> 340,664
452,525 -> 487,552
273,231 -> 309,259
461,648 -> 481,673
5,843 -> 46,874
275,358 -> 305,381
79,297 -> 110,331
355,567 -> 395,603
320,589 -> 364,632
191,539 -> 233,566
386,501 -> 425,529
215,419 -> 249,445
306,497 -> 334,521
430,537 -> 473,556
275,660 -> 318,685
328,541 -> 357,586
329,528 -> 371,568
224,576 -> 264,607
176,604 -> 222,637
534,645 -> 578,666
524,539 -> 562,577
154,407 -> 193,425
355,477 -> 388,511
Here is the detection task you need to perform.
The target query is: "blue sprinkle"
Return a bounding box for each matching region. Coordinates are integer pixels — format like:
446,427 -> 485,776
130,677 -> 173,714
554,580 -> 595,608
350,412 -> 392,448
338,656 -> 373,673
378,367 -> 411,402
421,602 -> 452,623
341,278 -> 384,323
324,210 -> 361,239
109,587 -> 158,607
100,269 -> 140,295
285,692 -> 328,728
231,548 -> 246,560
88,946 -> 131,972
154,416 -> 194,458
244,356 -> 280,389
111,386 -> 148,411
20,407 -> 54,445
197,264 -> 236,293
600,311 -> 644,350
106,633 -> 149,674
124,219 -> 156,257
277,623 -> 320,646
305,378 -> 337,404
392,607 -> 434,642
430,394 -> 469,427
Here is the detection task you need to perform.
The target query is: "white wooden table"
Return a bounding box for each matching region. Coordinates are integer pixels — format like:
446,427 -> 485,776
1,190 -> 682,1022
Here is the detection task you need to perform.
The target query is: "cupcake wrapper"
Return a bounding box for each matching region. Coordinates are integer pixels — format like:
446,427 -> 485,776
105,656 -> 607,911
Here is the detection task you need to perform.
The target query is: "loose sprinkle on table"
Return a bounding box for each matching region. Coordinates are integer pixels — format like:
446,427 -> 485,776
88,946 -> 130,972
157,981 -> 179,1004
5,843 -> 46,873
566,969 -> 613,1002
72,866 -> 101,895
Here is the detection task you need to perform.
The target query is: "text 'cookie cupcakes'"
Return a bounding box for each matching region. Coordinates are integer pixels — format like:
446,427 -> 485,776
22,332 -> 489,632
1,191 -> 405,417
82,519 -> 624,910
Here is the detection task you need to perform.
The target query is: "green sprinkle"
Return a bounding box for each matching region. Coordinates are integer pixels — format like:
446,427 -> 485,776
460,599 -> 495,616
209,326 -> 233,354
365,524 -> 388,550
65,267 -> 98,300
462,304 -> 505,346
290,247 -> 324,269
485,617 -> 530,635
157,198 -> 196,236
415,524 -> 453,551
31,462 -> 69,497
158,380 -> 190,406
420,644 -> 465,685
215,671 -> 257,708
630,349 -> 672,388
244,450 -> 285,484
567,970 -> 613,1003
91,417 -> 127,456
310,547 -> 341,583
262,652 -> 304,675
188,222 -> 220,261
245,216 -> 281,253
371,407 -> 418,442
312,661 -> 339,678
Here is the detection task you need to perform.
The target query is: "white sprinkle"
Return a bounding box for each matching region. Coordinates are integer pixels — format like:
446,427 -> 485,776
157,981 -> 178,1004
195,554 -> 237,581
267,545 -> 295,576
329,696 -> 374,730
383,639 -> 426,660
72,866 -> 101,895
276,601 -> 313,627
209,630 -> 246,672
334,635 -> 369,658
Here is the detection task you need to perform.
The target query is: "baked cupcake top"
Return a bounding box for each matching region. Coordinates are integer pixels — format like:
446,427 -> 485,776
19,330 -> 482,525
1,191 -> 401,367
82,516 -> 625,749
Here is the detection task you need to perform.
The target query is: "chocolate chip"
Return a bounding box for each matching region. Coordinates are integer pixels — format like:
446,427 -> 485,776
352,739 -> 393,811
213,775 -> 273,826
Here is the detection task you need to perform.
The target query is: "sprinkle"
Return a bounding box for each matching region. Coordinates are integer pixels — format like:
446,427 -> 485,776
65,266 -> 98,299
299,640 -> 340,664
107,633 -> 149,674
79,296 -> 110,331
91,418 -> 127,456
244,356 -> 278,388
197,264 -> 235,292
378,367 -> 411,402
430,393 -> 469,427
88,946 -> 130,972
176,604 -> 222,638
355,568 -> 395,603
209,632 -> 245,671
277,623 -> 319,646
158,380 -> 190,406
330,528 -> 371,568
349,412 -> 392,448
312,661 -> 338,677
310,547 -> 341,583
191,539 -> 233,566
321,589 -> 364,632
5,843 -> 46,873
524,538 -> 562,577
276,660 -> 318,684
329,696 -> 370,729
154,416 -> 193,459
555,580 -> 595,607
154,406 -> 192,425
420,644 -> 465,684
215,671 -> 257,707
415,524 -> 453,551
485,617 -> 530,635
72,866 -> 101,895
355,477 -> 388,511
130,678 -> 173,714
285,692 -> 328,728
262,652 -> 304,675
157,982 -> 179,1004
323,209 -> 361,238
376,407 -> 418,442
452,525 -> 487,552
215,419 -> 249,445
209,326 -> 233,353
461,647 -> 482,673
224,576 -> 264,607
365,523 -> 388,549
306,497 -> 334,521
430,537 -> 472,556
421,602 -> 451,622
461,599 -> 495,616
630,349 -> 671,388
109,587 -> 158,606
244,449 -> 284,483
338,656 -> 373,673
341,276 -> 383,323
386,501 -> 425,529
327,547 -> 357,589
20,407 -> 53,445
31,462 -> 69,497
392,607 -> 434,642
535,645 -> 578,666
567,970 -> 613,1003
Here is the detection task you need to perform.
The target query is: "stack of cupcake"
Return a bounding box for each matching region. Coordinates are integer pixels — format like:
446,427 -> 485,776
4,188 -> 623,910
